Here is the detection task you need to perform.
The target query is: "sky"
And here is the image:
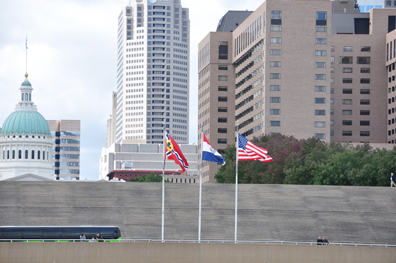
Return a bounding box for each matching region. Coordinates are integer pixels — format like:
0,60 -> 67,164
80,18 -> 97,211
0,0 -> 262,180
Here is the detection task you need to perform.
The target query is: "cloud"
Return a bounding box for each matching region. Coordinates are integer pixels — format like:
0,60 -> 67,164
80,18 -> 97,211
0,0 -> 261,180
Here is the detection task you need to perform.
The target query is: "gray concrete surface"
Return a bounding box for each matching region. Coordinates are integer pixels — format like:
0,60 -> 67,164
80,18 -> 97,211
0,182 -> 395,244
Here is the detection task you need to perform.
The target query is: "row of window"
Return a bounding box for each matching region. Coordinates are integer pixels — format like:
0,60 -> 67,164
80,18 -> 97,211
332,131 -> 371,137
2,150 -> 48,161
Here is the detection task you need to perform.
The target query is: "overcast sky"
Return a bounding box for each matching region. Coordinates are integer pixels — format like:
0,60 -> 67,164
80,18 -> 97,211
0,0 -> 262,180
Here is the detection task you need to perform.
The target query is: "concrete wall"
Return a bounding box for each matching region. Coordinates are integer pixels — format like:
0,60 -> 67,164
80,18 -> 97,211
0,182 -> 395,244
0,242 -> 395,263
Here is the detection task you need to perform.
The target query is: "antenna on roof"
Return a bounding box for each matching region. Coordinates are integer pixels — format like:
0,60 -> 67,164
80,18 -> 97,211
25,35 -> 28,75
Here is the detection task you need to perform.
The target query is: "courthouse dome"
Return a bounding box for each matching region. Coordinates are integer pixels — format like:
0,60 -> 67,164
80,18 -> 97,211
0,111 -> 51,136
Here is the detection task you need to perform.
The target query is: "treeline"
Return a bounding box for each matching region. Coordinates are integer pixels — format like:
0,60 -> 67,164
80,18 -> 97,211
129,173 -> 170,182
215,134 -> 396,186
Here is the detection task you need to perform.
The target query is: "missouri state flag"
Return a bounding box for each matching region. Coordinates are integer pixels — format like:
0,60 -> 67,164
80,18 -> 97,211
202,133 -> 226,165
165,131 -> 189,171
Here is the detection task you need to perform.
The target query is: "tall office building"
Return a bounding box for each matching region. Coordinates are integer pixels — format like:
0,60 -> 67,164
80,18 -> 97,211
198,0 -> 396,182
114,0 -> 190,145
47,120 -> 80,180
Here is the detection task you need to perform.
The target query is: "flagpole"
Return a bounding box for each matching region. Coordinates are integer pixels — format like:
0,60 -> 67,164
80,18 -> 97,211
235,122 -> 239,243
198,123 -> 203,243
161,122 -> 166,242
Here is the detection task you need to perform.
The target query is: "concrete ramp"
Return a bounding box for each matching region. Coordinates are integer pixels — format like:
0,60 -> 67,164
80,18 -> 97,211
0,182 -> 395,244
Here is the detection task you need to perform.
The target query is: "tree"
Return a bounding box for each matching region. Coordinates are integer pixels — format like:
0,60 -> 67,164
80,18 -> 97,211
129,173 -> 170,182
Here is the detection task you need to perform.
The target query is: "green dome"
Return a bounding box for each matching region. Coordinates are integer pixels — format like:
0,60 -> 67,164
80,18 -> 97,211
0,111 -> 51,135
21,80 -> 31,86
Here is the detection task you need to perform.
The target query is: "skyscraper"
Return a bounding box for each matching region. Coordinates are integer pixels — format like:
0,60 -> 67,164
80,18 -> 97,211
115,0 -> 190,145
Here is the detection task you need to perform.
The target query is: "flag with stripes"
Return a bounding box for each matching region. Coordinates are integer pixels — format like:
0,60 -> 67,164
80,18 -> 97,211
165,131 -> 189,171
237,133 -> 273,163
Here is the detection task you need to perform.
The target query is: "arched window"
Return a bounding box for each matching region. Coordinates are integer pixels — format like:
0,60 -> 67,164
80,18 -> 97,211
43,151 -> 45,160
31,150 -> 34,159
25,93 -> 28,101
22,93 -> 24,101
18,150 -> 21,159
29,93 -> 31,101
25,150 -> 28,159
38,151 -> 40,160
7,150 -> 9,159
12,150 -> 15,159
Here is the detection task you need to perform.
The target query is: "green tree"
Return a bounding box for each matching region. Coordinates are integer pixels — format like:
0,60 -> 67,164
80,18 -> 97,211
129,173 -> 170,182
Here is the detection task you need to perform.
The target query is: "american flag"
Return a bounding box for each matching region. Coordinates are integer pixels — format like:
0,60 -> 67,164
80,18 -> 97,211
237,133 -> 273,163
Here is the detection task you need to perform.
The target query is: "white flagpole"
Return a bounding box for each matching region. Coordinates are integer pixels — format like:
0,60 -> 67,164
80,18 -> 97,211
235,122 -> 239,243
161,123 -> 166,242
198,123 -> 203,242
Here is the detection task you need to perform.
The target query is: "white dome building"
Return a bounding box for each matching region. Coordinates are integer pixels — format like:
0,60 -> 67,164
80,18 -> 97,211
0,73 -> 53,180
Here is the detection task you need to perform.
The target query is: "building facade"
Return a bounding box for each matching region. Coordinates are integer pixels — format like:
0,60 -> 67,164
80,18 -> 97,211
47,120 -> 80,180
99,142 -> 198,182
198,0 -> 396,182
114,0 -> 190,145
0,74 -> 53,180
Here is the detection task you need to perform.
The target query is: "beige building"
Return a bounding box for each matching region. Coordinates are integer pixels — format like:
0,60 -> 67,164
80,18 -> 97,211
47,120 -> 80,180
198,0 -> 396,182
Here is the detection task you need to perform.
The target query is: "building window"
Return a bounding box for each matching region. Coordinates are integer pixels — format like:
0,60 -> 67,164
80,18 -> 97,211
343,78 -> 353,83
25,150 -> 28,159
218,107 -> 227,112
270,73 -> 281,79
315,133 -> 326,139
330,99 -> 334,105
218,65 -> 228,70
360,120 -> 370,126
315,110 -> 325,116
12,150 -> 15,159
315,74 -> 326,80
360,99 -> 370,105
360,131 -> 370,136
315,62 -> 326,68
270,49 -> 281,56
271,37 -> 282,44
218,128 -> 227,133
271,11 -> 282,32
339,56 -> 353,64
316,11 -> 327,32
270,109 -> 281,115
316,38 -> 327,44
330,109 -> 334,115
360,68 -> 370,73
343,120 -> 352,125
270,85 -> 281,91
7,150 -> 9,159
38,151 -> 40,160
343,68 -> 353,73
331,67 -> 334,73
315,121 -> 326,128
315,86 -> 326,92
270,61 -> 281,67
218,86 -> 228,91
218,138 -> 227,144
315,98 -> 326,104
218,75 -> 228,81
218,41 -> 228,60
360,78 -> 370,84
18,150 -> 21,159
357,57 -> 371,64
343,46 -> 353,52
270,97 -> 281,103
315,50 -> 326,56
361,46 -> 371,52
360,89 -> 370,94
218,117 -> 227,123
218,97 -> 227,102
31,150 -> 35,159
330,130 -> 334,136
342,99 -> 352,105
342,110 -> 352,115
270,121 -> 280,127
360,110 -> 370,115
342,131 -> 352,136
343,89 -> 352,94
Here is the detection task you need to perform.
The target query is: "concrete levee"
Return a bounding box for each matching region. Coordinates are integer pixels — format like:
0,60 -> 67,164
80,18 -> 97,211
0,242 -> 395,263
0,182 -> 395,244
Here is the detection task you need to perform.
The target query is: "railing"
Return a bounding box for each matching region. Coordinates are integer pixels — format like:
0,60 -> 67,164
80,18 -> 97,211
0,239 -> 395,247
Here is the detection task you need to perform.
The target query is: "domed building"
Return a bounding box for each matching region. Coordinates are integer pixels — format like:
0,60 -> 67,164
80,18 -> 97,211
0,74 -> 53,180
